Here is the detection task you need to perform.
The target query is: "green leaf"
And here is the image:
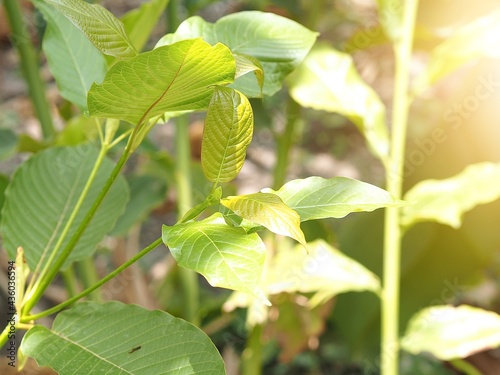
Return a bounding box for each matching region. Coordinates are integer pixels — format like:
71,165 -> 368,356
287,43 -> 389,162
0,128 -> 18,160
233,53 -> 264,94
45,0 -> 137,59
162,213 -> 269,304
121,0 -> 170,52
34,0 -> 107,111
111,174 -> 167,236
401,305 -> 500,360
88,39 -> 235,124
402,162 -> 500,229
263,176 -> 401,222
156,11 -> 318,97
221,192 -> 306,247
21,301 -> 225,374
201,86 -> 253,183
0,145 -> 129,270
0,174 -> 9,222
265,240 -> 380,307
376,0 -> 402,41
414,9 -> 500,94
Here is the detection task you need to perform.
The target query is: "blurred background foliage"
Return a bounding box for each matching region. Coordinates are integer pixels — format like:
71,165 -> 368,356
1,0 -> 500,373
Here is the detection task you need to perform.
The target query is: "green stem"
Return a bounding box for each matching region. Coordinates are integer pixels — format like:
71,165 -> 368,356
23,145 -> 131,315
3,0 -> 55,140
61,267 -> 79,298
24,143 -> 109,311
174,115 -> 200,326
242,324 -> 263,375
22,238 -> 163,322
273,97 -> 301,189
76,257 -> 103,302
381,2 -> 419,375
449,359 -> 483,375
0,320 -> 12,349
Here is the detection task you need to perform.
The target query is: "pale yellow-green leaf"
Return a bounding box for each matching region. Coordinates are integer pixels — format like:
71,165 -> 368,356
402,162 -> 500,228
45,0 -> 137,58
162,213 -> 269,305
287,43 -> 389,162
221,192 -> 306,247
401,305 -> 500,360
265,240 -> 380,307
414,9 -> 500,94
201,86 -> 253,183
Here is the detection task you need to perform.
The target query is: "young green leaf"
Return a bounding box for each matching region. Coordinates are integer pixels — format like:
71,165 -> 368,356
34,0 -> 107,111
287,43 -> 389,162
87,39 -> 235,124
401,305 -> 500,360
0,145 -> 129,270
263,176 -> 401,222
233,53 -> 264,94
45,0 -> 137,59
402,162 -> 500,229
21,301 -> 225,375
162,213 -> 269,304
221,192 -> 307,247
265,240 -> 380,307
121,0 -> 170,52
414,9 -> 500,94
156,11 -> 318,97
201,86 -> 253,183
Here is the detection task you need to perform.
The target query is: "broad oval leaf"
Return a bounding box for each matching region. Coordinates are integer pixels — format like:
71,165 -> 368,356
401,305 -> 500,360
121,0 -> 170,52
265,240 -> 380,307
263,176 -> 401,222
287,43 -> 389,162
0,144 -> 129,270
34,0 -> 107,111
45,0 -> 137,59
0,174 -> 8,222
156,12 -> 318,97
414,9 -> 500,94
221,192 -> 306,247
201,86 -> 253,183
162,213 -> 269,304
88,39 -> 235,124
402,162 -> 500,229
21,301 -> 225,374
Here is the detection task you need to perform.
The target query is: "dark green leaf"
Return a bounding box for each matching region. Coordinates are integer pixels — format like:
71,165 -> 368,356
21,301 -> 225,374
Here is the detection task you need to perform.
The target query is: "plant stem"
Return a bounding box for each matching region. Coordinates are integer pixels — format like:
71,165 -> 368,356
61,267 -> 79,297
23,144 -> 131,315
22,238 -> 163,322
381,1 -> 419,375
242,324 -> 263,375
23,143 -> 110,312
3,0 -> 55,140
174,115 -> 200,326
76,257 -> 103,302
273,97 -> 301,190
449,359 -> 483,375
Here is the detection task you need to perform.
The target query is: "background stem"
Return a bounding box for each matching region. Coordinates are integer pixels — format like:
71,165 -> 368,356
381,1 -> 419,374
174,115 -> 200,326
273,97 -> 301,190
3,0 -> 55,140
241,324 -> 263,375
